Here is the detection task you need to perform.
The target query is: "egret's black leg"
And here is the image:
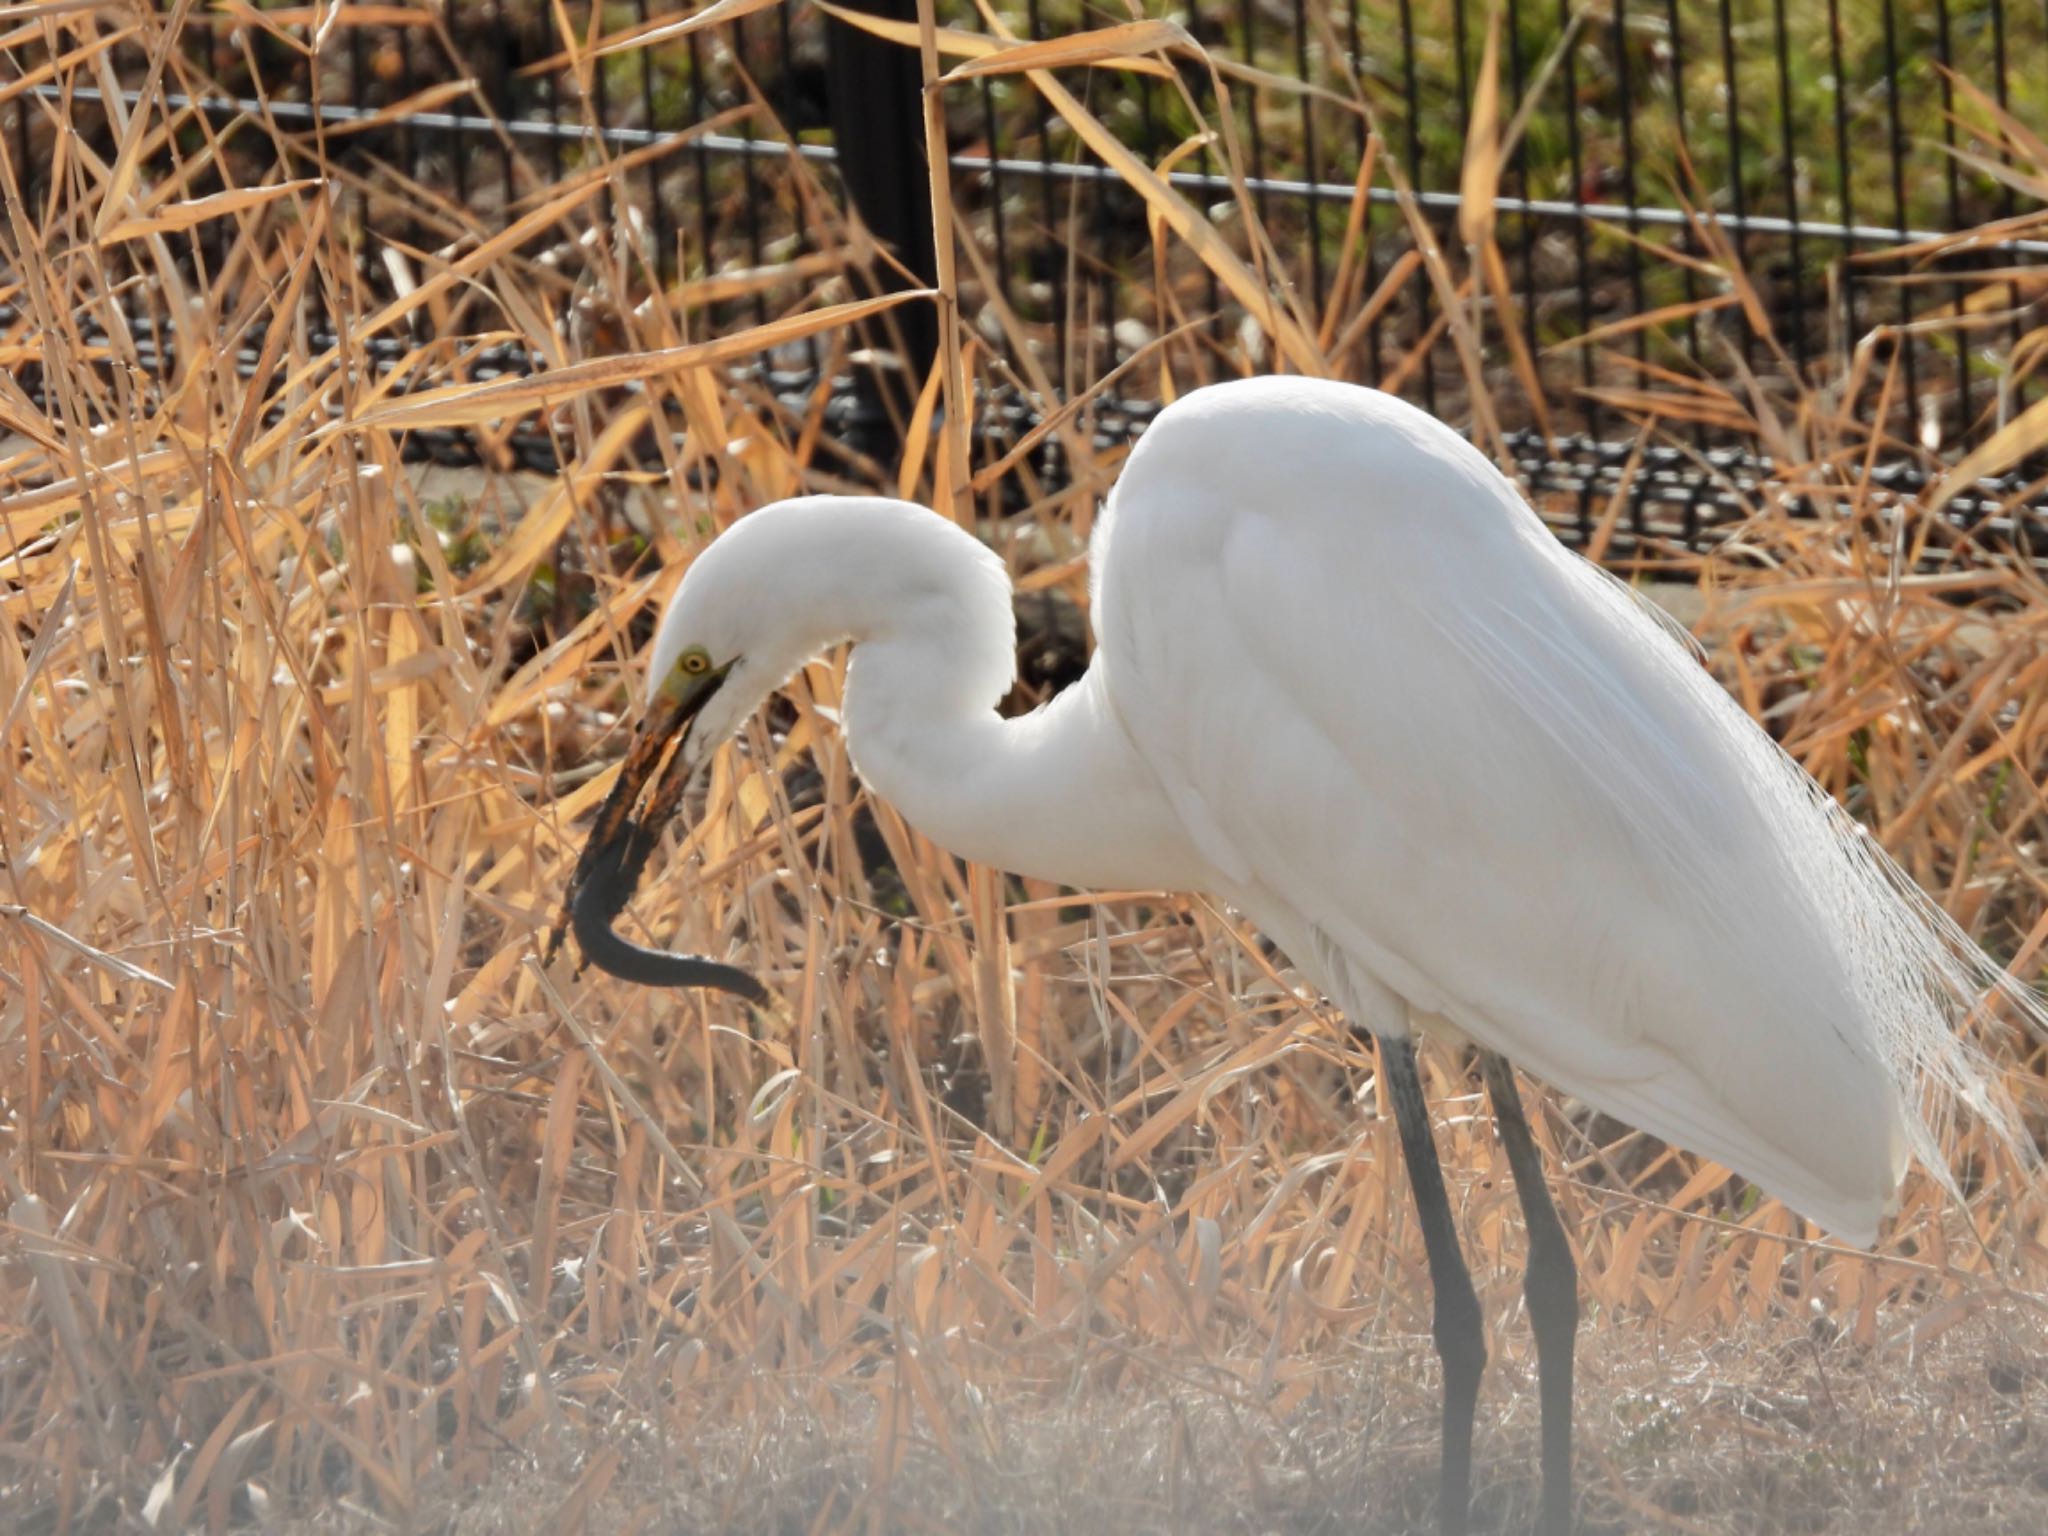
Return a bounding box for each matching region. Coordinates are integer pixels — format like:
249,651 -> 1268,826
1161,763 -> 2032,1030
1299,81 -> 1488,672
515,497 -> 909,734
1381,1034 -> 1485,1536
1479,1050 -> 1578,1536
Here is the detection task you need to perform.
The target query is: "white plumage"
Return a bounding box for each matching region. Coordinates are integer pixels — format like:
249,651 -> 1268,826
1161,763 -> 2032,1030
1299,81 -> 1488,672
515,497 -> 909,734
647,374 -> 2025,1244
593,373 -> 2037,1532
1095,376 -> 2041,1242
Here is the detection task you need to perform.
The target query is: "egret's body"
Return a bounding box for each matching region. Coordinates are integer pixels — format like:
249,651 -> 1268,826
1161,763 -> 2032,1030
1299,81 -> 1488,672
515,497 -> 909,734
567,375 -> 2027,1536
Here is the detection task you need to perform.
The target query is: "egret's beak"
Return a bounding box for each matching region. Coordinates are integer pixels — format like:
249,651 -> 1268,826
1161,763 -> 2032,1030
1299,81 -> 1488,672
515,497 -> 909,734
543,662 -> 767,1004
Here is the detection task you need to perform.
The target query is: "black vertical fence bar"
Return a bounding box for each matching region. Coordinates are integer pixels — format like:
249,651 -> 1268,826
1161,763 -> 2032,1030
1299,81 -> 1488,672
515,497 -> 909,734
542,20 -> 563,185
1134,49 -> 1184,359
1454,0 -> 1472,135
733,16 -> 768,328
1992,0 -> 2018,366
1195,69 -> 1223,346
1661,0 -> 1703,416
592,5 -> 613,229
349,24 -> 373,294
1350,0 -> 1374,372
687,30 -> 713,289
1715,0 -> 1754,381
635,0 -> 668,281
1668,0 -> 1704,537
1933,0 -> 1967,436
1136,48 -> 1164,345
451,33 -> 471,211
1827,0 -> 1856,356
1879,0 -> 1918,414
776,1 -> 817,375
1397,0 -> 1435,414
1508,0 -> 1538,402
982,74 -> 1012,317
1024,0 -> 1065,377
1558,0 -> 1593,436
1088,69 -> 1116,379
1610,1 -> 1645,540
1611,0 -> 1646,374
1452,0 -> 1471,411
1137,62 -> 1161,180
823,0 -> 936,412
492,0 -> 516,217
479,0 -> 512,218
1292,0 -> 1323,314
1106,139 -> 1122,376
398,20 -> 418,196
1239,0 -> 1271,233
2020,12 -> 2041,492
1769,0 -> 1806,376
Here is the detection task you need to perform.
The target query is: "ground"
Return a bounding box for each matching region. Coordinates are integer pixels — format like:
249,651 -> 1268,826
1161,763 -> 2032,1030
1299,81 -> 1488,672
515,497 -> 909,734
241,1306 -> 2048,1535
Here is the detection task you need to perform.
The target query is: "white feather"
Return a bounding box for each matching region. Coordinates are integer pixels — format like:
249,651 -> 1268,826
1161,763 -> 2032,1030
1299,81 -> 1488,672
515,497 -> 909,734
1094,377 -> 2034,1243
648,377 -> 2040,1247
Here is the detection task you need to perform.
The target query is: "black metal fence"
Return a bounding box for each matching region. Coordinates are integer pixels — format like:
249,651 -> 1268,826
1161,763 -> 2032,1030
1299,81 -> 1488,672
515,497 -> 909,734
6,3 -> 2048,544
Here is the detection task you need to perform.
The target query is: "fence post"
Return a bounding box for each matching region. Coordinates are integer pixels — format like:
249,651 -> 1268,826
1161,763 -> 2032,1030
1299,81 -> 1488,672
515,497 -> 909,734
823,0 -> 938,447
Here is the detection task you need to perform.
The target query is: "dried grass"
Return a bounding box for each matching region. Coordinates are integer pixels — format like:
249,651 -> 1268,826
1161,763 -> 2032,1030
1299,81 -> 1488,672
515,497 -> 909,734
2,7 -> 2046,1534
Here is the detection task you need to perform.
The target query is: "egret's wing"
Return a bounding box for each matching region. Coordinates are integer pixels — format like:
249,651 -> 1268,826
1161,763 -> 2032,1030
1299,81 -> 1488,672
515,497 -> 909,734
1094,379 -> 2018,1241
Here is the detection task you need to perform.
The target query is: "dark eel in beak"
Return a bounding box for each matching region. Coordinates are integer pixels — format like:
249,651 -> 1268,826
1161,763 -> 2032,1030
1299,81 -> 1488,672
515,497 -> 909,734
542,669 -> 767,1005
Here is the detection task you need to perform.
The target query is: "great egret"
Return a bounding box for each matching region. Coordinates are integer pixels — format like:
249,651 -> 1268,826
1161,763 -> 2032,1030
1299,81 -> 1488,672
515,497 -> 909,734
551,375 -> 2033,1536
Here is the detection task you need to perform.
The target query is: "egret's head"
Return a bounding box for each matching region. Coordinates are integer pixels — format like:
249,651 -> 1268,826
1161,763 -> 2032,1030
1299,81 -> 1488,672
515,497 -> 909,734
639,496 -> 871,777
545,498 -> 865,993
635,493 -> 1012,776
548,493 -> 1010,992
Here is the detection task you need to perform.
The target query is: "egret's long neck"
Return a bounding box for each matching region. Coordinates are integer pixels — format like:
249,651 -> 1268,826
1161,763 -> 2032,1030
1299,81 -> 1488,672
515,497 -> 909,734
845,651 -> 1199,892
828,523 -> 1201,893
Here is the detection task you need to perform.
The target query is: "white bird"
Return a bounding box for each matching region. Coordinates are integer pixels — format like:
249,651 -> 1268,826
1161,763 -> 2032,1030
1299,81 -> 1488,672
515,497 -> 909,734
552,375 -> 2034,1536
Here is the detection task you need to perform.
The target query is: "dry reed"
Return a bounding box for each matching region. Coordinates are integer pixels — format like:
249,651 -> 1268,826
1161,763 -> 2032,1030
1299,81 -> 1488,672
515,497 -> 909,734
1,6 -> 2045,1533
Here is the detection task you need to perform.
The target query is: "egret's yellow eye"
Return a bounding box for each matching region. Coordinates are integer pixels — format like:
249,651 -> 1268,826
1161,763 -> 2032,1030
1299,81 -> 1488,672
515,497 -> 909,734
658,646 -> 719,702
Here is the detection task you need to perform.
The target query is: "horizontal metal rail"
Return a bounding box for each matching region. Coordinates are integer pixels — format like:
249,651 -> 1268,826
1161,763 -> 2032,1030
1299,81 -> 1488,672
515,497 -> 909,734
35,85 -> 2048,257
3,285 -> 2043,541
